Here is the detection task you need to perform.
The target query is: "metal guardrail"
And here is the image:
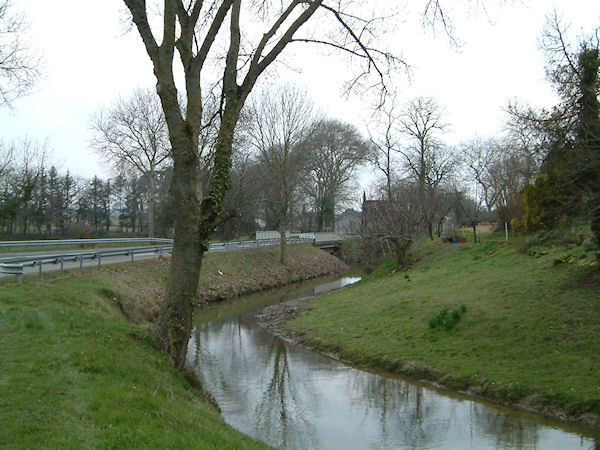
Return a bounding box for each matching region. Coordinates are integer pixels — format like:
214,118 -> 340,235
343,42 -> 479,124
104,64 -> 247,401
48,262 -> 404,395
0,238 -> 173,248
207,237 -> 314,252
0,236 -> 320,283
0,245 -> 173,284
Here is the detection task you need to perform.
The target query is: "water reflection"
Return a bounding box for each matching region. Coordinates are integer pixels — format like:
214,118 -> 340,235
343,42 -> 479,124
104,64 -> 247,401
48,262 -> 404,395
188,279 -> 598,449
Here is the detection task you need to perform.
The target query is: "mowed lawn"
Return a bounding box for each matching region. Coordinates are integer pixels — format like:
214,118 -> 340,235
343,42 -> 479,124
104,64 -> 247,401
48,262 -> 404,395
290,233 -> 600,416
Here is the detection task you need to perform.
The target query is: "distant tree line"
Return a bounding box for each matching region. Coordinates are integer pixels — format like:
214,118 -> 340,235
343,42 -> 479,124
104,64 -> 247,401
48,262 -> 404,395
0,85 -> 371,241
0,138 -> 174,237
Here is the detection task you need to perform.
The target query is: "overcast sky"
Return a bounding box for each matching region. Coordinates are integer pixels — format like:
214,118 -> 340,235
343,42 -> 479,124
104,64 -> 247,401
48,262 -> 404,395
1,0 -> 599,182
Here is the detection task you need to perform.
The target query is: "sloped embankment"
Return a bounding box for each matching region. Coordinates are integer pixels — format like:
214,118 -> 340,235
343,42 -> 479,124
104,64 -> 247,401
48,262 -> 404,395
287,235 -> 600,431
97,244 -> 347,324
0,244 -> 345,447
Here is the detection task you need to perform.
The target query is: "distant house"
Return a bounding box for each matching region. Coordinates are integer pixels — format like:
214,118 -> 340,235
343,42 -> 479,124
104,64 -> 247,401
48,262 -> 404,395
361,193 -> 385,231
335,209 -> 361,235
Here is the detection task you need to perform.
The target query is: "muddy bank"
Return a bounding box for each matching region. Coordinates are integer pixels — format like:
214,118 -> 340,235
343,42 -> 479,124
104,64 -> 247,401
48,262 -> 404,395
196,246 -> 348,302
110,245 -> 347,325
255,296 -> 315,340
255,296 -> 600,434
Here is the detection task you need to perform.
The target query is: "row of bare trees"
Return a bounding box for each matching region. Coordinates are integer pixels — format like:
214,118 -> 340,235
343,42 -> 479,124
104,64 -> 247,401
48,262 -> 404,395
88,84 -> 371,244
362,91 -> 544,266
1,83 -> 371,243
0,139 -> 168,237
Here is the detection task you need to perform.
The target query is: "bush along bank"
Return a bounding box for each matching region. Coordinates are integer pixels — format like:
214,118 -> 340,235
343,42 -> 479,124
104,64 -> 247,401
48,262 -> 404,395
0,244 -> 344,447
287,233 -> 600,432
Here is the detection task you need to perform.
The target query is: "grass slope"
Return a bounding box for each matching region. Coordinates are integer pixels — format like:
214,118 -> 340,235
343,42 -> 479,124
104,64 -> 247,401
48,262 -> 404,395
91,245 -> 346,324
0,244 -> 341,447
289,232 -> 600,423
0,278 -> 267,448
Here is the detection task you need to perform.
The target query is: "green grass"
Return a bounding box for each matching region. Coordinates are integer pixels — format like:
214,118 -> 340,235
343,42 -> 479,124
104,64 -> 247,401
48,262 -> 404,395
0,266 -> 269,447
0,244 -> 341,447
289,231 -> 600,416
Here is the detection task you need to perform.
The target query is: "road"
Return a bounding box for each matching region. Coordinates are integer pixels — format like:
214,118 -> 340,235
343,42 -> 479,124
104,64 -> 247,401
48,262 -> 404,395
0,236 -> 335,281
0,246 -> 172,280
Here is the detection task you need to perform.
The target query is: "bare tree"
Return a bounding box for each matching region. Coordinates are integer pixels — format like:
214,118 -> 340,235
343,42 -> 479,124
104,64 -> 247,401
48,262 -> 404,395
462,136 -> 502,212
367,99 -> 402,201
397,97 -> 455,238
454,188 -> 487,243
90,88 -> 171,237
361,180 -> 424,265
0,0 -> 41,106
246,84 -> 315,262
398,97 -> 449,185
462,136 -> 537,226
122,0 -> 438,368
0,137 -> 49,233
302,119 -> 370,232
0,139 -> 13,179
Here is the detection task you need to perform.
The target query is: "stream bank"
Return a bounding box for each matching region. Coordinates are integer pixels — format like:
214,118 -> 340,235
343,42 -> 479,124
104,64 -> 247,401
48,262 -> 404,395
259,236 -> 600,435
255,288 -> 600,439
192,275 -> 597,449
108,244 -> 347,324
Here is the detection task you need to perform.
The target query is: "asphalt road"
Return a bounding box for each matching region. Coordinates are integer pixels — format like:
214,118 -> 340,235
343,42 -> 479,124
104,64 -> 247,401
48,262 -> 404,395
0,237 -> 328,282
0,247 -> 172,280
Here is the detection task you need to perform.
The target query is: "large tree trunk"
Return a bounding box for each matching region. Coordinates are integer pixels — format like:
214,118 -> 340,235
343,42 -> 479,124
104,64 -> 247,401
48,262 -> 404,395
158,134 -> 203,370
391,238 -> 410,266
159,101 -> 240,369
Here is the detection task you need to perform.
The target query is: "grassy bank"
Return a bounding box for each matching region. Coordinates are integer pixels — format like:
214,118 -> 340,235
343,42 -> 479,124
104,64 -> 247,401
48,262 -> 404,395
0,276 -> 266,447
0,245 -> 343,447
96,245 -> 347,324
289,232 -> 600,428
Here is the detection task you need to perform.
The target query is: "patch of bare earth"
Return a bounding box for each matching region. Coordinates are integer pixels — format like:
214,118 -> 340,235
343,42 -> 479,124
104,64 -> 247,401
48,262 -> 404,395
254,296 -> 314,341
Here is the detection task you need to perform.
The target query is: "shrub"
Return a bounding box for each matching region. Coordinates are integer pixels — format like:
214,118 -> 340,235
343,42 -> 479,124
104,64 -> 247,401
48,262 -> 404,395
428,306 -> 467,331
553,253 -> 576,266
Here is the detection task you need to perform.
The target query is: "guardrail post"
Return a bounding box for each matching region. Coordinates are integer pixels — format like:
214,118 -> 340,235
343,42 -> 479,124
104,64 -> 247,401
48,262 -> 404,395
60,257 -> 64,274
79,256 -> 83,271
131,251 -> 134,262
97,254 -> 101,269
38,261 -> 42,280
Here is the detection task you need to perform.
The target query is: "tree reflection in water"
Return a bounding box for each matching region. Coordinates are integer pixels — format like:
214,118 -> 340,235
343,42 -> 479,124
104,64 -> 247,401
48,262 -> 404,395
347,373 -> 445,448
470,402 -> 540,448
187,294 -> 597,449
254,338 -> 318,449
188,317 -> 319,448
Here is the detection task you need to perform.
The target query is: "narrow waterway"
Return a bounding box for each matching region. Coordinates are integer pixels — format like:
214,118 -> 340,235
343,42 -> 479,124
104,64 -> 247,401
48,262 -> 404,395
187,275 -> 598,449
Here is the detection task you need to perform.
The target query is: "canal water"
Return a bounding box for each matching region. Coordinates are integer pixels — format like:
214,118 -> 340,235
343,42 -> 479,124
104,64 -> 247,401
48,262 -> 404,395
187,275 -> 598,449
